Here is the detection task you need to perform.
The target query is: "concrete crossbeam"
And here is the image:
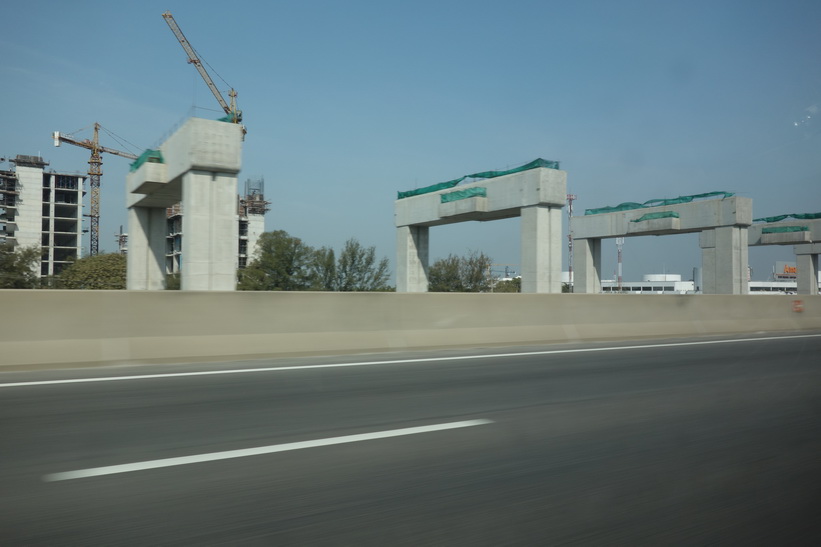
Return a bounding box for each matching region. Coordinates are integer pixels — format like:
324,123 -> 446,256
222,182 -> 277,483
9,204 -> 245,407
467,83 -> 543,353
748,219 -> 821,245
573,197 -> 752,294
395,167 -> 566,293
395,168 -> 566,228
573,197 -> 752,240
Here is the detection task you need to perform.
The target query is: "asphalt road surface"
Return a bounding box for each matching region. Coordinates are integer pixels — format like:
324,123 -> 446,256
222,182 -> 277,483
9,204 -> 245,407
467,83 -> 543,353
2,333 -> 820,545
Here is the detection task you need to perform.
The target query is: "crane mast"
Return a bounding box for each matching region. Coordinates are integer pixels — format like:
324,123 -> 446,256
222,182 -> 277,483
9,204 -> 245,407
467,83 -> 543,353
162,11 -> 242,124
53,123 -> 138,256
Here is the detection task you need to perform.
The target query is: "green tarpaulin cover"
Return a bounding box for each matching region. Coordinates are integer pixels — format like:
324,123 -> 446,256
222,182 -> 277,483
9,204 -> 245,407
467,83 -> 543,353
754,212 -> 821,223
129,149 -> 164,172
585,191 -> 734,215
631,211 -> 680,223
440,187 -> 487,203
397,158 -> 560,200
762,226 -> 809,233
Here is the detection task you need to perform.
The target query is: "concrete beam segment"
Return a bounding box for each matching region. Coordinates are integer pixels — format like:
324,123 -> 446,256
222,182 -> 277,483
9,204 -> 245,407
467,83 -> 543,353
126,207 -> 167,290
396,225 -> 429,292
748,219 -> 821,246
395,168 -> 566,228
126,163 -> 181,209
161,118 -> 243,183
181,170 -> 239,291
573,238 -> 602,294
573,196 -> 753,240
700,227 -> 749,294
521,205 -> 563,293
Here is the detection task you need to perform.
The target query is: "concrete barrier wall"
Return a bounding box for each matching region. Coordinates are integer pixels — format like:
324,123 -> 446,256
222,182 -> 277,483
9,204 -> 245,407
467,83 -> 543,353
1,290 -> 819,368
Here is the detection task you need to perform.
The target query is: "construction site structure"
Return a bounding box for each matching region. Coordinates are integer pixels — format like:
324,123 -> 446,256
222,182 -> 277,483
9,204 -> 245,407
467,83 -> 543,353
164,178 -> 270,274
53,123 -> 138,256
1,155 -> 86,277
118,178 -> 268,275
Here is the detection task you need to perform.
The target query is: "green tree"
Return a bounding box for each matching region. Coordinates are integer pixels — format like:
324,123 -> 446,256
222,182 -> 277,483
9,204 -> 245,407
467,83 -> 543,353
493,277 -> 521,293
0,243 -> 40,289
310,246 -> 337,291
335,238 -> 390,291
428,250 -> 493,292
428,255 -> 463,292
58,253 -> 126,289
239,230 -> 315,291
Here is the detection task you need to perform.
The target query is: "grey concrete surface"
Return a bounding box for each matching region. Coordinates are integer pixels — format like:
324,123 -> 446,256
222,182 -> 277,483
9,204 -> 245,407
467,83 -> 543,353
2,334 -> 820,544
1,290 -> 820,369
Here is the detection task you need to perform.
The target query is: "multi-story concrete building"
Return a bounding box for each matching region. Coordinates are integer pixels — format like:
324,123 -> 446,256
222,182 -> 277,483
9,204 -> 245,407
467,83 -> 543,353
1,155 -> 86,277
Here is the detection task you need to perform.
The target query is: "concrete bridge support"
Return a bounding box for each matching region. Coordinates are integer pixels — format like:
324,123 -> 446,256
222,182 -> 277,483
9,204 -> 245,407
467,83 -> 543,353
699,226 -> 749,295
126,206 -> 167,290
126,118 -> 243,291
573,238 -> 602,294
395,165 -> 566,293
520,205 -> 563,293
573,196 -> 752,294
396,225 -> 429,293
795,243 -> 820,295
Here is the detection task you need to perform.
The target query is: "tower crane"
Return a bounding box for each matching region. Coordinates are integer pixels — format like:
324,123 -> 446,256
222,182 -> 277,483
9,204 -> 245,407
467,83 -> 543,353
53,123 -> 138,256
162,11 -> 243,125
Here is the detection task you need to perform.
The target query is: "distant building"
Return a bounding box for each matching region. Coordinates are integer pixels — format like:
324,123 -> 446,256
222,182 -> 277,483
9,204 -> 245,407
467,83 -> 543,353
1,155 -> 86,277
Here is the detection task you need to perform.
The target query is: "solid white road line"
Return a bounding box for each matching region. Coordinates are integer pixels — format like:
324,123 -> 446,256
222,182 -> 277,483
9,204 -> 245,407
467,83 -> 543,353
43,419 -> 493,482
4,333 -> 820,389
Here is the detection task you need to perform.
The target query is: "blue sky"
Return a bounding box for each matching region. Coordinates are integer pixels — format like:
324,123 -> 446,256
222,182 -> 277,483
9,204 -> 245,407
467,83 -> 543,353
2,0 -> 819,282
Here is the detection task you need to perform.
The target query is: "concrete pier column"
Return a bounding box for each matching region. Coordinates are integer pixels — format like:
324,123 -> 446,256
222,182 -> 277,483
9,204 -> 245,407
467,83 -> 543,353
126,206 -> 167,290
521,205 -> 562,293
700,227 -> 749,294
396,225 -> 429,292
180,170 -> 239,291
795,243 -> 821,295
573,238 -> 602,293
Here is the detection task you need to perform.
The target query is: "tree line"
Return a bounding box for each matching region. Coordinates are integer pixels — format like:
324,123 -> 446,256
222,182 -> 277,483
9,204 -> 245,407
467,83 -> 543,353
0,231 -> 394,292
2,237 -> 529,292
238,230 -> 391,291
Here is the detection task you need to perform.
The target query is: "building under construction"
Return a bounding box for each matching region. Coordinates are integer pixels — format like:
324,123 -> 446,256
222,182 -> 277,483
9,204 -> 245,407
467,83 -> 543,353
1,155 -> 86,277
120,178 -> 269,275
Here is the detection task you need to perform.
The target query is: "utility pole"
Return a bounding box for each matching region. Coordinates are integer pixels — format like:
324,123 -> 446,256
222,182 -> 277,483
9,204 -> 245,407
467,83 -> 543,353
567,193 -> 577,292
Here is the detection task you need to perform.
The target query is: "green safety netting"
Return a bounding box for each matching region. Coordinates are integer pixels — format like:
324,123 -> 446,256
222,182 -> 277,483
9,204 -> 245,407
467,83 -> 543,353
753,212 -> 821,223
129,149 -> 164,172
441,187 -> 487,203
397,158 -> 560,200
762,226 -> 809,233
218,110 -> 243,123
631,211 -> 680,223
585,191 -> 734,215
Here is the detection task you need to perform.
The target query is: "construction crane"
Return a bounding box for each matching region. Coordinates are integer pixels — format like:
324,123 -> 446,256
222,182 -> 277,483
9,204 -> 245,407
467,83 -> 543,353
53,123 -> 138,256
162,11 -> 243,125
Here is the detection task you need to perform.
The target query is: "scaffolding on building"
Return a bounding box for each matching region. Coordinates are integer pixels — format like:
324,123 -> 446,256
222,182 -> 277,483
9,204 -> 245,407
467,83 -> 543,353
238,178 -> 270,217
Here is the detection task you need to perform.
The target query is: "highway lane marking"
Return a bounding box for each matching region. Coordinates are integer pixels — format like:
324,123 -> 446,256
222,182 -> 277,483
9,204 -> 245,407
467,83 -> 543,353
42,419 -> 493,481
3,332 -> 821,389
